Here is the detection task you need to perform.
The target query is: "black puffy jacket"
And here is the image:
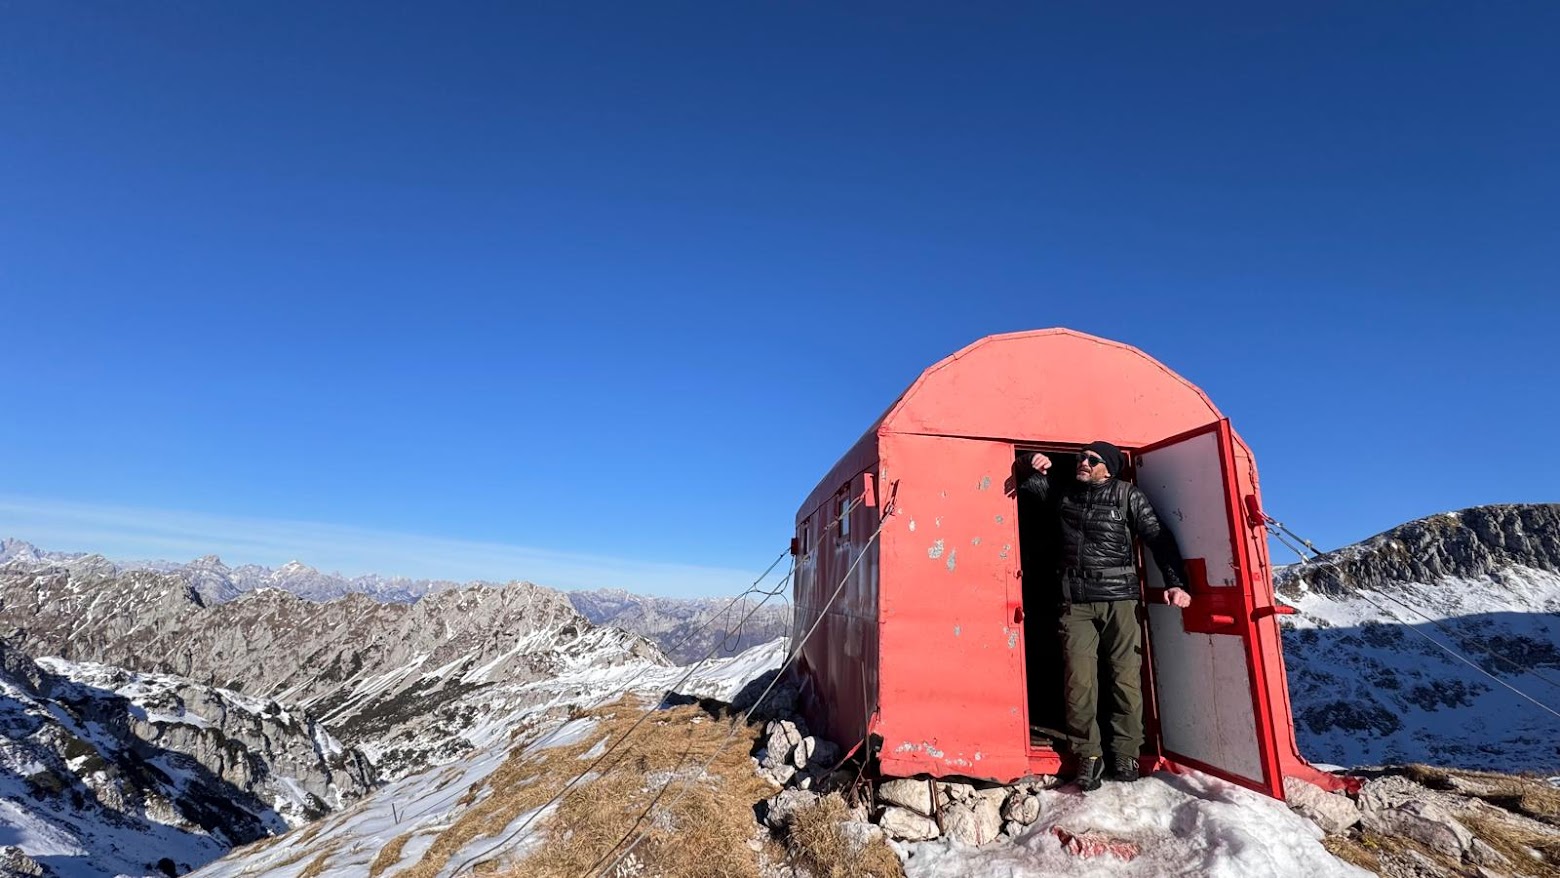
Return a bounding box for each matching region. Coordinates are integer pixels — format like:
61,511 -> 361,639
1018,467 -> 1188,603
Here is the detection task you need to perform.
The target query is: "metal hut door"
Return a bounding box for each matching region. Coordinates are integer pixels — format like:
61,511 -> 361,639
1133,420 -> 1282,797
878,433 -> 1027,779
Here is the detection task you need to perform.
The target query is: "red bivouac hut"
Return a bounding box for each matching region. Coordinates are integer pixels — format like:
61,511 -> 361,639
790,328 -> 1341,799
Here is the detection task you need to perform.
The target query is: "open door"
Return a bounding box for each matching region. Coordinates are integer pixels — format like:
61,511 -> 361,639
1134,420 -> 1284,798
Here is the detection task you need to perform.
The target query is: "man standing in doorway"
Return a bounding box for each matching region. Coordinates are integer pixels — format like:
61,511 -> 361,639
1017,441 -> 1193,791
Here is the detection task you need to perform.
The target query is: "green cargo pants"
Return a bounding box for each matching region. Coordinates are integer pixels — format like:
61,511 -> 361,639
1059,600 -> 1144,760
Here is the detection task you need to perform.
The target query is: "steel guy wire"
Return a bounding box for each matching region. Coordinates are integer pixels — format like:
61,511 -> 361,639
1267,526 -> 1560,723
1268,524 -> 1560,692
454,495 -> 863,875
586,506 -> 892,878
447,550 -> 793,876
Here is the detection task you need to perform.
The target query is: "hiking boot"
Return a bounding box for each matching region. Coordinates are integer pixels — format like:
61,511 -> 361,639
1111,754 -> 1140,783
1072,756 -> 1104,792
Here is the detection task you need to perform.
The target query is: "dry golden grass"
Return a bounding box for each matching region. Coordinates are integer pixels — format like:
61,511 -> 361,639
1464,813 -> 1560,873
368,832 -> 414,878
297,842 -> 342,878
502,701 -> 777,878
226,832 -> 286,857
382,696 -> 899,878
786,793 -> 904,878
1319,834 -> 1379,873
1400,764 -> 1560,828
292,819 -> 329,848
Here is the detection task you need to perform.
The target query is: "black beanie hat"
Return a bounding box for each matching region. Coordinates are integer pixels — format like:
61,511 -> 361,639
1084,441 -> 1126,478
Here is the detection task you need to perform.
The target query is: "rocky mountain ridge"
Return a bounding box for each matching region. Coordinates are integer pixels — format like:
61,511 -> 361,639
0,640 -> 375,878
568,587 -> 793,663
0,565 -> 669,780
1275,503 -> 1560,773
0,538 -> 461,604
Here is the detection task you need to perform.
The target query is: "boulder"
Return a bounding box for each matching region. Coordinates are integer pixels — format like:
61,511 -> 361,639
764,788 -> 820,831
764,721 -> 803,768
1002,792 -> 1041,826
1283,777 -> 1361,835
937,780 -> 976,803
1361,799 -> 1474,859
877,778 -> 934,817
879,806 -> 940,841
943,795 -> 1003,846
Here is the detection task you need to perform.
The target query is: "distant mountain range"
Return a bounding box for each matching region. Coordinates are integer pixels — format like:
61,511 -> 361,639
1,504 -> 1557,876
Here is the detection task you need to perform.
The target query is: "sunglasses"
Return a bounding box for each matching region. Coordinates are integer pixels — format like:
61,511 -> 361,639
1080,453 -> 1105,467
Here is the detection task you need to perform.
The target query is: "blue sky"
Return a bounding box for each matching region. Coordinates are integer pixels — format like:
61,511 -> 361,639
2,3 -> 1556,596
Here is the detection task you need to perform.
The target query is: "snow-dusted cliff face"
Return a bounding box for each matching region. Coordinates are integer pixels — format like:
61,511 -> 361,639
1276,504 -> 1560,772
0,641 -> 375,878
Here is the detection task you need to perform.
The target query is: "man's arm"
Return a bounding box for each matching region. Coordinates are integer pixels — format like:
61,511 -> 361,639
1016,453 -> 1053,502
1127,486 -> 1192,606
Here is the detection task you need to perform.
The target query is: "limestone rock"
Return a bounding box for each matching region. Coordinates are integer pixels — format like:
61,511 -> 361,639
1002,792 -> 1041,826
879,806 -> 940,842
943,794 -> 1003,846
764,789 -> 821,831
877,778 -> 934,817
937,780 -> 976,803
1362,798 -> 1473,859
765,721 -> 804,767
1283,777 -> 1361,835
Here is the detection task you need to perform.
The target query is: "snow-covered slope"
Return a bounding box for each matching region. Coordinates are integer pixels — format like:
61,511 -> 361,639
1277,504 -> 1560,773
186,638 -> 790,878
0,642 -> 375,878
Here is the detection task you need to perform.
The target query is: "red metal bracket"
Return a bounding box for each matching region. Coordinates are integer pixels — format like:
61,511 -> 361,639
1243,494 -> 1267,529
861,472 -> 877,508
1251,604 -> 1296,620
1172,558 -> 1245,634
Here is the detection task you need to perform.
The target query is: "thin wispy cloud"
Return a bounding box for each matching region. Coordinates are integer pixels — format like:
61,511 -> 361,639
0,495 -> 760,598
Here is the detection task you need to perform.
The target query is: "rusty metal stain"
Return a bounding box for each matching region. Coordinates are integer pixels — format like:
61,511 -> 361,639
978,475 -> 991,491
945,549 -> 957,572
928,539 -> 945,560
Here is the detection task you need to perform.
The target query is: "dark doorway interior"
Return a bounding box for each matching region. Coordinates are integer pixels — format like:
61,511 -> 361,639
1014,448 -> 1079,749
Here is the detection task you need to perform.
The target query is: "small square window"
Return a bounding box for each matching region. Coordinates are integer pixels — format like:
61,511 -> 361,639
838,496 -> 852,540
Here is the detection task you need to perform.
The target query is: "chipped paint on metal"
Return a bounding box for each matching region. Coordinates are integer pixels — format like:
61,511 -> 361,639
971,536 -> 982,546
934,516 -> 942,528
893,741 -> 917,754
928,539 -> 945,560
953,625 -> 961,637
994,514 -> 1004,524
978,475 -> 992,491
1007,630 -> 1019,649
999,543 -> 1011,559
975,751 -> 983,761
908,519 -> 917,532
945,549 -> 957,572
